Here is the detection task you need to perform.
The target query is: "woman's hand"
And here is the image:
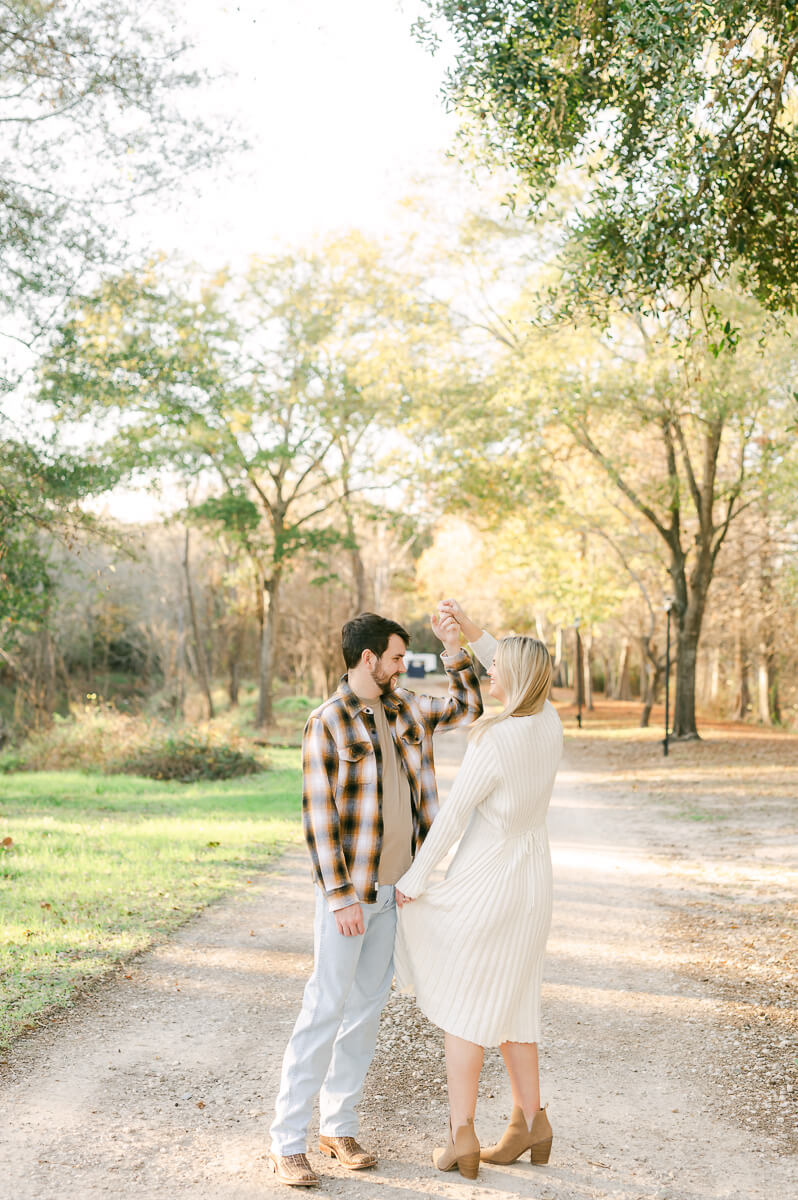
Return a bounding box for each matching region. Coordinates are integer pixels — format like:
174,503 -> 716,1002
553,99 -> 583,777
395,890 -> 414,907
431,611 -> 461,655
438,599 -> 482,644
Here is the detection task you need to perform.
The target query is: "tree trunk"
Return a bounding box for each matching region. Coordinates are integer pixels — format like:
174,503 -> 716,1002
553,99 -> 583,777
672,625 -> 700,736
614,639 -> 633,701
552,626 -> 565,687
755,648 -> 780,725
86,603 -> 94,685
756,660 -> 769,725
708,645 -> 721,705
229,659 -> 240,708
182,527 -> 215,719
41,626 -> 56,721
670,533 -> 715,740
672,582 -> 711,739
352,545 -> 367,613
583,629 -> 594,710
756,515 -> 781,725
256,571 -> 281,728
729,608 -> 751,721
227,599 -> 245,708
602,649 -> 615,699
638,634 -> 664,728
639,662 -> 665,728
175,601 -> 187,718
344,503 -> 367,614
227,615 -> 244,708
768,663 -> 781,725
574,627 -> 584,711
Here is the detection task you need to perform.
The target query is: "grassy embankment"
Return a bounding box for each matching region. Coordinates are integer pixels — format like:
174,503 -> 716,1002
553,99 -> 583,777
0,748 -> 303,1051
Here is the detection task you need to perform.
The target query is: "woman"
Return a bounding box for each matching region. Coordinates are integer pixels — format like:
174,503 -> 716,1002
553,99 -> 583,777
394,600 -> 563,1180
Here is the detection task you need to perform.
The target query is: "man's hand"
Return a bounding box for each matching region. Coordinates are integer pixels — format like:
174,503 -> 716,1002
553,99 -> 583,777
438,599 -> 482,644
431,611 -> 461,655
395,890 -> 414,908
334,901 -> 365,936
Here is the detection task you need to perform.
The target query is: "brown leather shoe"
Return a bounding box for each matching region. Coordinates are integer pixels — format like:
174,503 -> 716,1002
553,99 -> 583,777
267,1152 -> 320,1186
480,1105 -> 552,1165
318,1135 -> 377,1169
433,1118 -> 480,1180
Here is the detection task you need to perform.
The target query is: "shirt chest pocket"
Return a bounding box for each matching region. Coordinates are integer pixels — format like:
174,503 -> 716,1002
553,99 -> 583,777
398,722 -> 423,749
396,723 -> 423,776
336,739 -> 376,798
338,740 -> 372,763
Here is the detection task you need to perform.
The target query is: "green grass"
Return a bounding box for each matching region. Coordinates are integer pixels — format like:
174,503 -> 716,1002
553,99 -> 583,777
0,749 -> 302,1050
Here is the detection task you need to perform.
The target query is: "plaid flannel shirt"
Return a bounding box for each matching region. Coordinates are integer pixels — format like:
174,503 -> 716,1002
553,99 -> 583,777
302,648 -> 483,910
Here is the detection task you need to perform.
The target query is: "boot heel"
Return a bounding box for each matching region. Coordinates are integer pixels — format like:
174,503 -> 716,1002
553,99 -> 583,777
318,1142 -> 335,1160
530,1136 -> 552,1165
457,1150 -> 480,1180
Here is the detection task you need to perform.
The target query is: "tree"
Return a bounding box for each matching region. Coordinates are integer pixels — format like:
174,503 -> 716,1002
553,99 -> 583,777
0,0 -> 232,727
0,435 -> 119,723
406,11 -> 798,730
41,241 -> 431,724
418,1 -> 798,315
0,0 -> 227,380
405,232 -> 798,736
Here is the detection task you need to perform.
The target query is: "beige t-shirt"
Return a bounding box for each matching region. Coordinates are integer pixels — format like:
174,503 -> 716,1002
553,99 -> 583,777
369,700 -> 413,885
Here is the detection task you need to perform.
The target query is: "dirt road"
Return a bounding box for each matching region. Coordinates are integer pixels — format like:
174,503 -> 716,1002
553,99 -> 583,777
1,722 -> 795,1199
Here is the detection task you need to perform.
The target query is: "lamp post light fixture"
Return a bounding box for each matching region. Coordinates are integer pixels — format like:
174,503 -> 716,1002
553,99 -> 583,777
663,599 -> 674,757
574,617 -> 582,729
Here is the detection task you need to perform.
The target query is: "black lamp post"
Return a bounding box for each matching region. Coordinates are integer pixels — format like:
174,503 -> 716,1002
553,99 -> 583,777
574,617 -> 582,729
663,599 -> 674,757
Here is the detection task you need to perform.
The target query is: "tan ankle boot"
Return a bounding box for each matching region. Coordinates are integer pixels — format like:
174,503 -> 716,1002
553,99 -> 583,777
480,1105 -> 552,1165
433,1117 -> 481,1180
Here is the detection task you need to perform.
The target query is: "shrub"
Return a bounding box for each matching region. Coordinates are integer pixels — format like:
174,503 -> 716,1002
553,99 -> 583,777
1,706 -> 143,773
0,704 -> 265,781
119,731 -> 262,782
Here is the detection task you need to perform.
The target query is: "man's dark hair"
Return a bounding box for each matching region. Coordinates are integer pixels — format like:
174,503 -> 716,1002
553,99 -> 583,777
341,612 -> 410,669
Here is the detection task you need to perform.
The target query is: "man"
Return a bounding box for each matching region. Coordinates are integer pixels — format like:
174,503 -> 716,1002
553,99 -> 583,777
268,610 -> 483,1187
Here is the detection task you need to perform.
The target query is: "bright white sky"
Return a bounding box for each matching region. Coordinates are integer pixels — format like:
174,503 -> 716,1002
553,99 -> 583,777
46,1 -> 463,521
141,0 -> 459,265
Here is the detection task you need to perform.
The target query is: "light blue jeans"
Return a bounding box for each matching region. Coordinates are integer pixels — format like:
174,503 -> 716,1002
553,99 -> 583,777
269,884 -> 397,1155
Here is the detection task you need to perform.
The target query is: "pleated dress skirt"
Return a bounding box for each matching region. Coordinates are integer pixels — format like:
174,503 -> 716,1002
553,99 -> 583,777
394,808 -> 553,1047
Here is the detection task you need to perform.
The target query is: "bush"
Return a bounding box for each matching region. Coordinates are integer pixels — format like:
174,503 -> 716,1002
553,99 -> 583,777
0,704 -> 265,781
119,731 -> 262,782
1,706 -> 142,773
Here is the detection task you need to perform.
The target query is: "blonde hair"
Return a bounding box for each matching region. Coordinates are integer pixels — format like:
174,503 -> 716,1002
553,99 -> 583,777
470,635 -> 553,742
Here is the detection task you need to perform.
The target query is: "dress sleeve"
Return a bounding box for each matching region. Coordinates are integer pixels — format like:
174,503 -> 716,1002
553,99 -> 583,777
395,734 -> 498,899
469,631 -> 498,670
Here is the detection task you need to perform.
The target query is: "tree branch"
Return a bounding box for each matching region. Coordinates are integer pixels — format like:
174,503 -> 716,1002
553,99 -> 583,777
671,415 -> 703,520
571,420 -> 673,544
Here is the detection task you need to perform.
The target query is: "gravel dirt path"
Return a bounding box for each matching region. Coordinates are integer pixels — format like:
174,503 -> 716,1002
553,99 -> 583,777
1,720 -> 795,1199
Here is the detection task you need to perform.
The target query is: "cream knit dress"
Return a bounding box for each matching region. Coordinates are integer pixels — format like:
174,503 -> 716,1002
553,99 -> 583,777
394,632 -> 563,1047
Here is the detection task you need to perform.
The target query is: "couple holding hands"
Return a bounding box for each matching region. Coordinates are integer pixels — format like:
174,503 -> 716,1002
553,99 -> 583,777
268,599 -> 563,1186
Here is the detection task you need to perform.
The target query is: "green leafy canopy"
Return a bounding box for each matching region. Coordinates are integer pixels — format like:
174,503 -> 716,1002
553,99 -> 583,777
419,2 -> 798,314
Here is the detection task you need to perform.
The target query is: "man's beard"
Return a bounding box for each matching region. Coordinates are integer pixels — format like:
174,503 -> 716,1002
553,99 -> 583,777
370,665 -> 397,696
